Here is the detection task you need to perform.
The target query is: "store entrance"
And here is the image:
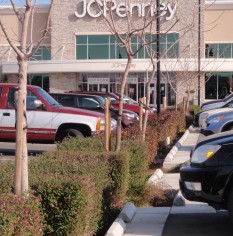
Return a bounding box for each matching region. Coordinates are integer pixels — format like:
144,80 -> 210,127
127,84 -> 137,101
150,83 -> 166,105
88,84 -> 109,92
160,83 -> 166,104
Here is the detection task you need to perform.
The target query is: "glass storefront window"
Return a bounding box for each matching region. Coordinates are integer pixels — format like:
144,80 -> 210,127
219,44 -> 231,58
30,46 -> 51,61
76,33 -> 179,60
205,73 -> 233,99
77,72 -> 168,104
89,45 -> 109,59
27,74 -> 50,92
218,73 -> 232,98
205,44 -> 232,58
205,44 -> 218,58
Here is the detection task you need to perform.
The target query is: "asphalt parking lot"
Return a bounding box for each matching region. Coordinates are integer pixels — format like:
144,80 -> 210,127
0,141 -> 56,160
162,211 -> 233,236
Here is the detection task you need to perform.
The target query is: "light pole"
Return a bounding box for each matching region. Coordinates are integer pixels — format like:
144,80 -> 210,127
156,0 -> 161,115
198,0 -> 201,106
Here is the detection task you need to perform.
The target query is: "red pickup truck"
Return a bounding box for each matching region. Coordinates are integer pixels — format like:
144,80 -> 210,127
0,84 -> 115,142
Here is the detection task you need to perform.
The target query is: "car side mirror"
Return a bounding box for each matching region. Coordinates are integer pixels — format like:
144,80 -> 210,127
34,99 -> 43,109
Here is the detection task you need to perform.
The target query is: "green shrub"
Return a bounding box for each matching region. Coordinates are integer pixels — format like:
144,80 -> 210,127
29,150 -> 109,236
121,140 -> 149,195
57,136 -> 105,152
121,121 -> 158,163
0,161 -> 14,194
0,193 -> 44,236
107,151 -> 130,208
57,137 -> 130,208
147,110 -> 185,149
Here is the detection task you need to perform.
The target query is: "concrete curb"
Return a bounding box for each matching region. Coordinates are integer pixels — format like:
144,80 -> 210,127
163,126 -> 192,163
148,168 -> 164,184
105,168 -> 165,236
105,202 -> 137,236
105,218 -> 126,236
173,190 -> 186,206
118,202 -> 136,223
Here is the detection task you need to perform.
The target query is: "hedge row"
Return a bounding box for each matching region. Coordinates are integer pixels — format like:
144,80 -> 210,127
0,109 -> 185,236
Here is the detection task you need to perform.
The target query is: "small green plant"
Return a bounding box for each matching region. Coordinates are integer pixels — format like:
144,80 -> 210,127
189,105 -> 201,115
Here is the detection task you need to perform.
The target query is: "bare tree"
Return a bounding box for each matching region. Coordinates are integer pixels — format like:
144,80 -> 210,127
95,0 -> 180,150
0,0 -> 54,195
142,19 -> 180,142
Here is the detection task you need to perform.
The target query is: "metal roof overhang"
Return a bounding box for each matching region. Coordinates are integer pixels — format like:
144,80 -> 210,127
2,59 -> 233,74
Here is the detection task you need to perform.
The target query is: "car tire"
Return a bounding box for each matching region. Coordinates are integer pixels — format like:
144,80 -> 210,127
60,129 -> 84,141
228,188 -> 233,222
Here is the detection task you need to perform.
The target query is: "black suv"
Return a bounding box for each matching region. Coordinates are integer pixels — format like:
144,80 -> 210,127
180,131 -> 233,221
50,93 -> 139,128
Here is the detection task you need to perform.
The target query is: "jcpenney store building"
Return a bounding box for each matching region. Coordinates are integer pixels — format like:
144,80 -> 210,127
0,0 -> 232,106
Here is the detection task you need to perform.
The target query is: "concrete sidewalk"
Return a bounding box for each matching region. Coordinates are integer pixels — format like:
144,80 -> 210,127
106,126 -> 218,236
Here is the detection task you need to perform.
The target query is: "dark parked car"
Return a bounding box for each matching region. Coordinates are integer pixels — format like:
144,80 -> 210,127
67,91 -> 154,114
180,131 -> 233,221
50,93 -> 139,128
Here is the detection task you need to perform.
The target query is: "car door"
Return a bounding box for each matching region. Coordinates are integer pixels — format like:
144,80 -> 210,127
25,89 -> 54,141
0,87 -> 17,140
0,87 -> 54,141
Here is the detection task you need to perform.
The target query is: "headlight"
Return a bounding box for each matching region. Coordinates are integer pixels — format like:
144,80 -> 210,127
207,116 -> 224,124
200,113 -> 208,119
111,118 -> 117,130
99,118 -> 105,131
99,118 -> 117,131
123,112 -> 136,119
191,144 -> 221,163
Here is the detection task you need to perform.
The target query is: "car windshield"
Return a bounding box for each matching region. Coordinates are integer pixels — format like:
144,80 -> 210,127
123,96 -> 138,104
100,94 -> 117,104
36,88 -> 61,107
114,92 -> 138,104
93,95 -> 105,105
223,93 -> 233,102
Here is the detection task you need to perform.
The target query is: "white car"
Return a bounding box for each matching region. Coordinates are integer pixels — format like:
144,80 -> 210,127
199,107 -> 233,129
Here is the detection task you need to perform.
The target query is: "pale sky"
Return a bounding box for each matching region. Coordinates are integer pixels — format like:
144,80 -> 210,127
0,0 -> 232,6
0,0 -> 50,5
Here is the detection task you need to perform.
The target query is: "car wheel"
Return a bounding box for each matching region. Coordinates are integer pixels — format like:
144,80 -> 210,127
60,129 -> 84,141
228,188 -> 233,222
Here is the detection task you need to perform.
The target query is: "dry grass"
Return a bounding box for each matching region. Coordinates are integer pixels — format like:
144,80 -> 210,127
143,182 -> 178,207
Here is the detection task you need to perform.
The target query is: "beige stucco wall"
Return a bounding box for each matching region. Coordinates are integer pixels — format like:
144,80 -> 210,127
49,72 -> 77,92
0,9 -> 50,45
51,0 -> 204,60
205,9 -> 233,42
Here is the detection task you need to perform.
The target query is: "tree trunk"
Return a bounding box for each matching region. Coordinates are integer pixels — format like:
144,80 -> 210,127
14,58 -> 28,195
115,56 -> 133,151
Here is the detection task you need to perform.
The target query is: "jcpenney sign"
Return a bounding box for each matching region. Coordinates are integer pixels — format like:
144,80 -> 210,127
75,0 -> 177,21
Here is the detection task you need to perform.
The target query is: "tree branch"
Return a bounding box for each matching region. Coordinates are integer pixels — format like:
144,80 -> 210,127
0,18 -> 23,57
27,0 -> 54,58
10,0 -> 23,23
